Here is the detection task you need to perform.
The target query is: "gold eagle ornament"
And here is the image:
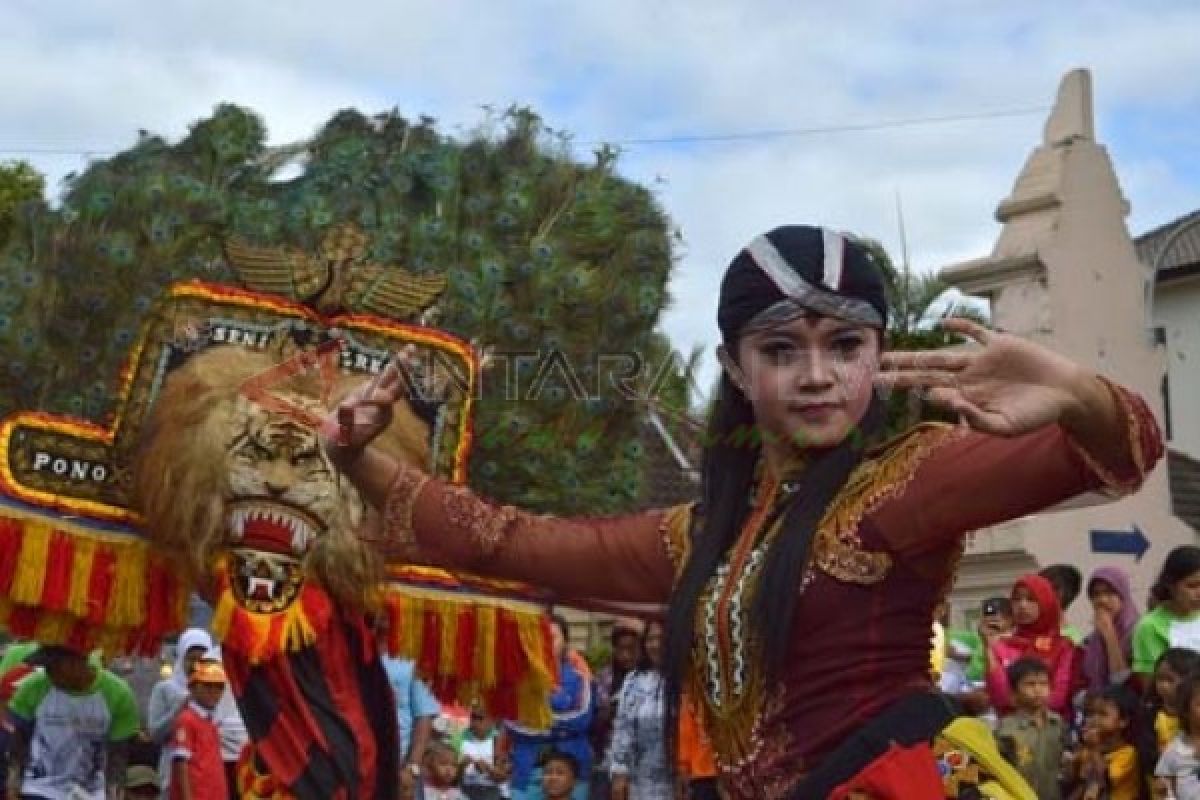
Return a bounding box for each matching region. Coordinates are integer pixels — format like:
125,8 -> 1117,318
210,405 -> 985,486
223,224 -> 446,319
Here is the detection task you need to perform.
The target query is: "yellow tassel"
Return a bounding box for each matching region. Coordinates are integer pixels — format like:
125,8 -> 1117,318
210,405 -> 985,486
402,596 -> 422,659
476,606 -> 497,689
107,539 -> 146,627
11,521 -> 51,605
438,600 -> 458,676
282,602 -> 316,652
246,612 -> 272,663
517,614 -> 555,689
211,588 -> 236,642
517,675 -> 552,730
66,537 -> 97,618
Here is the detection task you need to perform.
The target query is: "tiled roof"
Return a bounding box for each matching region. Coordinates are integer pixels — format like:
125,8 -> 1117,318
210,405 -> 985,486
1169,449 -> 1200,535
1137,210 -> 1200,280
635,411 -> 701,511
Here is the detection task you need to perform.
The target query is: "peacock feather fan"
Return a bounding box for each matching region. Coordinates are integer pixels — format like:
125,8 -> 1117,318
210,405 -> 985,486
0,104 -> 678,515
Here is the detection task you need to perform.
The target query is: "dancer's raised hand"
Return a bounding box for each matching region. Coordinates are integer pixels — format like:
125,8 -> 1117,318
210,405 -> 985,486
320,353 -> 406,465
876,318 -> 1094,437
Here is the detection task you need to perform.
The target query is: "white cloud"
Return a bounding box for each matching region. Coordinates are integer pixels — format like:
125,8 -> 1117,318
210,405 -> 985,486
2,0 -> 1199,401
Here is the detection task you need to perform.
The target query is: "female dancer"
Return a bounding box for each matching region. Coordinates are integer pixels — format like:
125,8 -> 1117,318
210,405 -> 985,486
323,225 -> 1162,798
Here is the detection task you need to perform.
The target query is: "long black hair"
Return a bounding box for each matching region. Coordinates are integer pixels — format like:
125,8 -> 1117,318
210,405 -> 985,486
660,367 -> 886,767
659,225 -> 890,768
1146,647 -> 1200,716
1149,545 -> 1200,610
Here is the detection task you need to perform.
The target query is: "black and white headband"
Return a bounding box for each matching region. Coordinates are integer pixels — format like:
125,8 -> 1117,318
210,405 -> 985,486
743,230 -> 885,330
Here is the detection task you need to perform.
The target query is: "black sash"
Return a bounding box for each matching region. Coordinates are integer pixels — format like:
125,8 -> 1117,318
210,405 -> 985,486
786,691 -> 961,799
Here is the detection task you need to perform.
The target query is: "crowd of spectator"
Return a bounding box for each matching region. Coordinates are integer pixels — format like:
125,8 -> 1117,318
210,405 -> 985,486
936,545 -> 1200,799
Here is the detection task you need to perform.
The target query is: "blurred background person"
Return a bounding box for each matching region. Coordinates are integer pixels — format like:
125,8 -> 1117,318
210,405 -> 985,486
610,623 -> 668,800
147,629 -> 213,793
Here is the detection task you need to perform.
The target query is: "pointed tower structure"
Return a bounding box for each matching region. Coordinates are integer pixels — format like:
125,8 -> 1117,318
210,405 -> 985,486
940,69 -> 1193,622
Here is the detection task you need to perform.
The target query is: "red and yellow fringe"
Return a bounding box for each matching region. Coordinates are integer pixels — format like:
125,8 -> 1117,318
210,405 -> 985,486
380,584 -> 555,729
208,557 -> 555,729
0,509 -> 187,655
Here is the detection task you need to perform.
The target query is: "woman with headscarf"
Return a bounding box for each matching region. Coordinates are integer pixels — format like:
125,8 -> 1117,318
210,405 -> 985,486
147,627 -> 212,794
323,225 -> 1163,798
984,575 -> 1081,717
1082,567 -> 1139,691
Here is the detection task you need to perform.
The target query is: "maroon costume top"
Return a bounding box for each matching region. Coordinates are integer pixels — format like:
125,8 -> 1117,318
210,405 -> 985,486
382,379 -> 1162,799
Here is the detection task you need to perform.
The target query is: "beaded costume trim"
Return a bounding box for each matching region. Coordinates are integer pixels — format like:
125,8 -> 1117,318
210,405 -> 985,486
665,423 -> 958,781
807,423 -> 961,585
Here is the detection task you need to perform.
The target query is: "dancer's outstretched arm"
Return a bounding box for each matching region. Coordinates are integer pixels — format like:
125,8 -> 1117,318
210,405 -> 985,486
322,368 -> 683,604
873,319 -> 1163,557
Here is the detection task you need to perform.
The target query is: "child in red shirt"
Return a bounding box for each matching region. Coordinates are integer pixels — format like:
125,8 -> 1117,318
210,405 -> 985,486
170,659 -> 229,800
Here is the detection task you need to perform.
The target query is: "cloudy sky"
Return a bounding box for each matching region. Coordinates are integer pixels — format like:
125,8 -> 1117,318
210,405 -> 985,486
4,0 -> 1199,395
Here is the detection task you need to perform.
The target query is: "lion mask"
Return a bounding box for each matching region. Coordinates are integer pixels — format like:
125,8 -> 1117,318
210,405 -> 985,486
133,344 -> 430,611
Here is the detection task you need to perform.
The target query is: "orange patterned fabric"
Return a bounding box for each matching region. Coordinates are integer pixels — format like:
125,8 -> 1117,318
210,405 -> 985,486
678,695 -> 717,779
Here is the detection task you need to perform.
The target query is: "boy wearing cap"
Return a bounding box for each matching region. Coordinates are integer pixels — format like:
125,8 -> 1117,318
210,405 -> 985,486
6,644 -> 139,800
169,660 -> 228,800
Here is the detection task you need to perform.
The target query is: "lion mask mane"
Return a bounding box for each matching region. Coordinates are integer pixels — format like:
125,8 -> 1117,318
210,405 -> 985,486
133,345 -> 430,610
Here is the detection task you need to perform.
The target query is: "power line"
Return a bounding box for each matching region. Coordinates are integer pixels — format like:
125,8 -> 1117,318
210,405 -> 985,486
588,106 -> 1049,146
0,105 -> 1049,157
0,148 -> 109,155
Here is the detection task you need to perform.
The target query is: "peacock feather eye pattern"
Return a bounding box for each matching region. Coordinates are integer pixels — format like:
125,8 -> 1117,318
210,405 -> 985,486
0,104 -> 680,514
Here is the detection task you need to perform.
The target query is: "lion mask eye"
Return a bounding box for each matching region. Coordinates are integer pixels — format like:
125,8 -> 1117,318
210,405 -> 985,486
291,448 -> 321,467
238,440 -> 273,461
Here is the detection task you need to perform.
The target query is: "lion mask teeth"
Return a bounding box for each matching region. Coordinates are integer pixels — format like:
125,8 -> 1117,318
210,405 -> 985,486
226,504 -> 321,556
290,518 -> 315,553
230,509 -> 248,541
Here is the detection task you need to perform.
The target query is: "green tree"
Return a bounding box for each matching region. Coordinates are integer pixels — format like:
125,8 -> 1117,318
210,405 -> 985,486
0,106 -> 675,516
856,236 -> 968,437
0,161 -> 45,248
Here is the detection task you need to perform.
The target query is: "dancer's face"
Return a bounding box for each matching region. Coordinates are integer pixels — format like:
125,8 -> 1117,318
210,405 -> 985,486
541,760 -> 576,800
730,315 -> 879,451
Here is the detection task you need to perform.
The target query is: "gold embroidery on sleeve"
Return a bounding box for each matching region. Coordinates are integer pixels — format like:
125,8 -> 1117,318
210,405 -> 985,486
1064,376 -> 1149,494
689,424 -> 961,778
658,504 -> 695,577
810,423 -> 960,585
441,484 -> 521,558
383,466 -> 431,549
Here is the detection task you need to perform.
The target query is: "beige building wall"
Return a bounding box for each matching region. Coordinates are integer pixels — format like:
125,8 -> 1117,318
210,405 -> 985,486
1155,275 -> 1200,460
940,69 -> 1195,629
